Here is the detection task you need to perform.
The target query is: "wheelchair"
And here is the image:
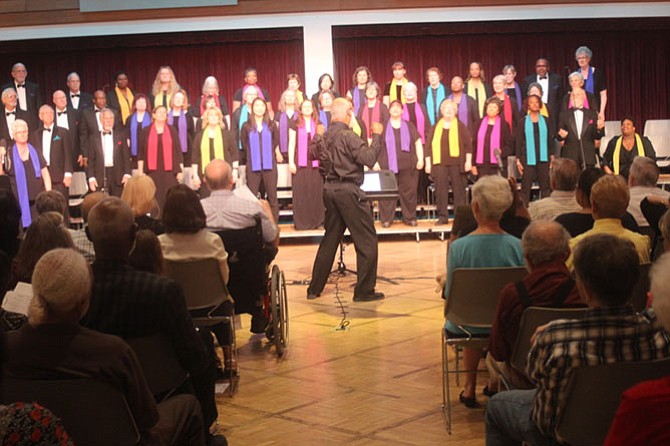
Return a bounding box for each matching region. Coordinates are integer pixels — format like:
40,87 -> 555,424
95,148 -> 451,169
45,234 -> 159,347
216,220 -> 288,357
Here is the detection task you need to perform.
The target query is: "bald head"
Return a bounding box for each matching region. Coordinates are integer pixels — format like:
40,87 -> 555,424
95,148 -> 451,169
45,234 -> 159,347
331,98 -> 352,123
521,221 -> 571,267
87,197 -> 135,259
204,159 -> 233,191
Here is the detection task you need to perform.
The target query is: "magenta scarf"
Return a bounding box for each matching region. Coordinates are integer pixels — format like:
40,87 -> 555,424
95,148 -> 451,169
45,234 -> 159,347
476,116 -> 501,165
385,120 -> 410,174
249,123 -> 273,172
168,110 -> 188,153
297,120 -> 318,168
402,102 -> 425,143
13,143 -> 42,228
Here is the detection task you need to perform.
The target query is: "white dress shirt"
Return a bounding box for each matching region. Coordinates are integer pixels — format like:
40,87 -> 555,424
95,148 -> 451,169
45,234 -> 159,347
574,109 -> 584,140
69,90 -> 80,110
56,108 -> 69,129
102,130 -> 114,167
5,108 -> 16,139
15,82 -> 27,111
42,124 -> 53,166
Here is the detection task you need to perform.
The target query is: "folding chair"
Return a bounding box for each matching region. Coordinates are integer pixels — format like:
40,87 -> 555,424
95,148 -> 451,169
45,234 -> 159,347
644,119 -> 670,169
556,358 -> 670,445
598,120 -> 622,161
2,377 -> 140,446
441,266 -> 527,434
67,171 -> 88,228
165,258 -> 238,394
126,333 -> 189,401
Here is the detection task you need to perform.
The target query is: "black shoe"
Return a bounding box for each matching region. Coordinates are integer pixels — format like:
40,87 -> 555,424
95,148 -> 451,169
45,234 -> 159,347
250,313 -> 268,334
306,291 -> 320,300
353,292 -> 385,302
459,390 -> 479,408
207,434 -> 228,446
483,385 -> 497,397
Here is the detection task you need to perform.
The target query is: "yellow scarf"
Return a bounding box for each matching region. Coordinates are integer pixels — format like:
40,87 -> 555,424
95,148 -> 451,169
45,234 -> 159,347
115,87 -> 133,125
296,91 -> 304,104
390,78 -> 408,103
201,127 -> 224,172
154,92 -> 172,109
613,134 -> 644,175
467,81 -> 486,118
351,116 -> 362,136
431,118 -> 460,165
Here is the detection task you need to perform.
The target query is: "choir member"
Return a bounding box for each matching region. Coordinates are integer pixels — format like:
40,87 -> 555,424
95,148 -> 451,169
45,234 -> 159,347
232,67 -> 273,118
52,90 -> 80,170
561,71 -> 598,113
575,46 -> 607,120
472,97 -> 512,178
275,89 -> 299,161
86,109 -> 130,198
65,72 -> 92,111
556,89 -> 604,169
491,74 -> 519,136
422,67 -> 449,127
602,117 -> 655,178
346,66 -> 371,116
150,66 -> 181,110
526,83 -> 550,118
516,95 -> 553,205
318,91 -> 334,131
311,73 -> 338,113
288,99 -> 324,230
286,73 -> 305,104
168,89 -> 195,168
125,94 -> 151,170
1,88 -> 33,144
383,61 -> 409,107
464,62 -> 493,119
193,76 -> 230,129
502,65 -> 523,112
1,63 -> 41,118
232,85 -> 258,153
358,82 -> 389,145
106,71 -> 135,125
448,76 -> 480,143
522,58 -> 563,131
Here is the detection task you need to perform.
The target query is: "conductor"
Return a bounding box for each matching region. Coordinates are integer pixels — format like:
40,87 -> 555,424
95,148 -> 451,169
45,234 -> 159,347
307,98 -> 385,302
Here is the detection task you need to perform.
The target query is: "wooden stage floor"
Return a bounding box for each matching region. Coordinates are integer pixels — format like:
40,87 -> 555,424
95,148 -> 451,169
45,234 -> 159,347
215,236 -> 487,445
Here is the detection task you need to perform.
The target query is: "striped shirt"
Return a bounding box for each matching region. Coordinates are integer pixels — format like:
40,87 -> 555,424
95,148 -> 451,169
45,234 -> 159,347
527,306 -> 670,441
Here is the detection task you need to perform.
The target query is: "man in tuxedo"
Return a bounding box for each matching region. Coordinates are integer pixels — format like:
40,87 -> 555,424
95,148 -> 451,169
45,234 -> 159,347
86,108 -> 130,197
556,90 -> 605,169
52,89 -> 81,169
29,105 -> 73,214
523,58 -> 563,130
79,90 -> 121,166
0,88 -> 33,143
1,63 -> 41,118
65,72 -> 93,111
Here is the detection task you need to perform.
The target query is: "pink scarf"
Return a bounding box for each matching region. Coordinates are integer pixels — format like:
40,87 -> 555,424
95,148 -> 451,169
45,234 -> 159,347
476,117 -> 501,165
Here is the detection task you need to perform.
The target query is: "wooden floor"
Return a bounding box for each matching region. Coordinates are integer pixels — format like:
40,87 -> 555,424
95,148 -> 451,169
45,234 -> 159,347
215,237 -> 488,445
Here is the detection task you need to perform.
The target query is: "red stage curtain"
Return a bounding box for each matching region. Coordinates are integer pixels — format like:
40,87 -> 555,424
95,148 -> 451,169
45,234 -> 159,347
0,28 -> 305,112
333,18 -> 670,126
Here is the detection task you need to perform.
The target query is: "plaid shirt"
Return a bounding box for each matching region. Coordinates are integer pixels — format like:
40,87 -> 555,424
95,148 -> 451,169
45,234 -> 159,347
527,305 -> 670,441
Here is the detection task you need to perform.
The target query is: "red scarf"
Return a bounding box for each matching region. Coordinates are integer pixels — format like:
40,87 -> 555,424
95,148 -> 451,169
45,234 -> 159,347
503,94 -> 513,130
147,124 -> 173,171
362,101 -> 381,139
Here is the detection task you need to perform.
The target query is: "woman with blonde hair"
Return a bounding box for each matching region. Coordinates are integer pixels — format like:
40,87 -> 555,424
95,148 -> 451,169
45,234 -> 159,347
121,174 -> 164,234
150,65 -> 181,109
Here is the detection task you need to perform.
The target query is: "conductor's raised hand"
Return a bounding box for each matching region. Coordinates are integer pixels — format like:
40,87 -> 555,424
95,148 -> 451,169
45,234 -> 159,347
316,123 -> 326,136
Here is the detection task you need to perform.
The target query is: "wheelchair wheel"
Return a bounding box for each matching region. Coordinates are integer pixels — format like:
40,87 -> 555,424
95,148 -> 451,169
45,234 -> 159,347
270,264 -> 289,357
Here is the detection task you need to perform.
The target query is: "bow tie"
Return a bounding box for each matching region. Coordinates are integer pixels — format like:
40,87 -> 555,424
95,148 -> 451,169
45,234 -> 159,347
71,93 -> 80,98
57,111 -> 67,116
6,111 -> 15,116
538,76 -> 547,80
43,127 -> 51,132
573,107 -> 584,112
95,109 -> 101,113
16,84 -> 25,88
102,131 -> 112,136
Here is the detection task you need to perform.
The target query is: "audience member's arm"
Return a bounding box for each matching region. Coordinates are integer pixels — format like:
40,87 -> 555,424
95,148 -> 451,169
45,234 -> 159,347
258,199 -> 279,248
212,235 -> 229,285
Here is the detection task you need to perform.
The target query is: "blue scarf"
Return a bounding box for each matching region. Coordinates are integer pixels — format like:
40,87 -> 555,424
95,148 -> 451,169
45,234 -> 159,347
237,106 -> 250,150
319,110 -> 330,130
426,84 -> 446,126
130,112 -> 151,156
249,123 -> 273,172
168,110 -> 188,153
584,66 -> 595,95
13,143 -> 42,228
524,114 -> 548,166
509,83 -> 523,112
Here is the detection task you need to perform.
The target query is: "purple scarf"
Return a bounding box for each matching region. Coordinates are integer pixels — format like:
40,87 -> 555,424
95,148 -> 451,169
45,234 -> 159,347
297,120 -> 318,168
476,117 -> 501,165
402,102 -> 426,143
130,112 -> 151,156
319,110 -> 330,130
249,123 -> 273,172
450,94 -> 469,126
384,120 -> 410,174
351,87 -> 363,115
168,110 -> 188,153
13,143 -> 42,228
278,112 -> 291,154
512,82 -> 522,112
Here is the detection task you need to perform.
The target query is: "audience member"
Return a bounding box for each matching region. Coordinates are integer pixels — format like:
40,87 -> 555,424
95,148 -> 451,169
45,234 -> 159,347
34,189 -> 67,216
0,189 -> 22,259
443,175 -> 524,407
129,228 -> 165,276
121,174 -> 164,235
528,157 -> 580,221
0,402 -> 74,445
487,221 -> 584,389
485,234 -> 670,445
81,197 -> 225,445
555,167 -> 639,237
5,248 -> 208,446
626,156 -> 669,229
569,175 -> 650,265
68,190 -> 107,263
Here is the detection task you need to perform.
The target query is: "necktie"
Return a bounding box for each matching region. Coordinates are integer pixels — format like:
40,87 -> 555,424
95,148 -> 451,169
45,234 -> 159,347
44,128 -> 51,132
102,131 -> 111,136
95,109 -> 101,113
539,76 -> 547,80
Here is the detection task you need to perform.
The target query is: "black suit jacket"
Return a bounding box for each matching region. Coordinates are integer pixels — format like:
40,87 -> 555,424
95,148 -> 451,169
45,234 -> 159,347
556,108 -> 604,167
66,90 -> 93,111
79,107 -> 123,159
0,108 -> 35,143
86,129 -> 131,186
29,126 -> 73,183
1,81 -> 42,117
523,73 -> 563,129
54,106 -> 81,163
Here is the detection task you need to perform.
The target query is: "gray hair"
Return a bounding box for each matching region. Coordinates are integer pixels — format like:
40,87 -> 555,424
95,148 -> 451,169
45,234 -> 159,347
526,82 -> 543,96
568,71 -> 584,85
521,221 -> 571,266
575,46 -> 593,60
629,156 -> 659,187
471,175 -> 513,221
66,72 -> 80,82
551,158 -> 580,192
10,119 -> 28,135
99,108 -> 115,119
502,65 -> 516,74
651,252 -> 670,329
201,76 -> 219,95
659,210 -> 670,244
1,87 -> 16,102
402,82 -> 418,95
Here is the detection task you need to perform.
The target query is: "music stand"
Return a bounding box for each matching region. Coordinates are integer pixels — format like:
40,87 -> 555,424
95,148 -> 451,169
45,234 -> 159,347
329,170 -> 399,285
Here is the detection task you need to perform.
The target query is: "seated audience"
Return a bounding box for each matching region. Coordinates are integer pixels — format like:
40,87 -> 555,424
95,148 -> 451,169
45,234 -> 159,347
5,248 -> 208,446
68,191 -> 108,263
569,175 -> 650,265
81,197 -> 225,445
528,158 -> 581,221
443,175 -> 524,407
485,234 -> 670,445
602,117 -> 656,179
487,221 -> 584,389
34,190 -> 67,216
555,167 -> 639,237
603,251 -> 670,445
121,174 -> 165,235
0,189 -> 21,260
626,156 -> 669,230
129,229 -> 165,276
